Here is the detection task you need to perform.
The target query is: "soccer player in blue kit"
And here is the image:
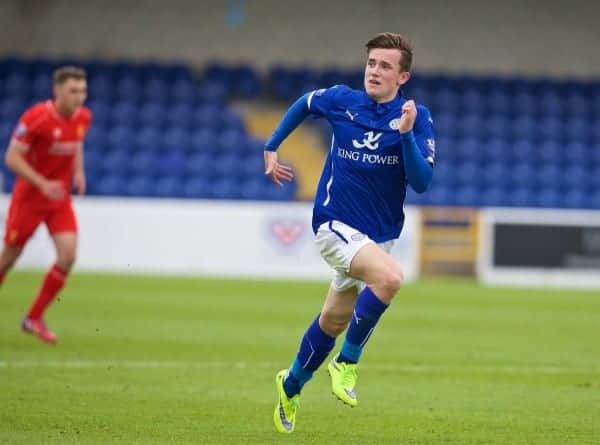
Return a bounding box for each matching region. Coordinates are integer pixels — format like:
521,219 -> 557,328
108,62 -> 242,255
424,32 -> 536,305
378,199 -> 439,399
264,32 -> 436,434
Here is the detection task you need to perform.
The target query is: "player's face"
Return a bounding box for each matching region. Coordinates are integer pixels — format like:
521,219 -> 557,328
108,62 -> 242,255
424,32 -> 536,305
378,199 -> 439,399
54,78 -> 87,115
364,48 -> 410,103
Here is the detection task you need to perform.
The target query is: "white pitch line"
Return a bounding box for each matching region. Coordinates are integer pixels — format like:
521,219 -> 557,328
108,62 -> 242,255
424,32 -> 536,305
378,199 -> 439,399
0,361 -> 597,375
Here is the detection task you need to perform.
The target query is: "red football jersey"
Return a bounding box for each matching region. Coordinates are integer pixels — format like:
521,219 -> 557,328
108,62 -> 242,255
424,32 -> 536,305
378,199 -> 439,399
10,100 -> 92,207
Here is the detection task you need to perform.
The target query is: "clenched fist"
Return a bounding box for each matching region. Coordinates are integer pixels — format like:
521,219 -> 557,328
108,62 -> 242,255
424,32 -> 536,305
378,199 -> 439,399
398,99 -> 417,134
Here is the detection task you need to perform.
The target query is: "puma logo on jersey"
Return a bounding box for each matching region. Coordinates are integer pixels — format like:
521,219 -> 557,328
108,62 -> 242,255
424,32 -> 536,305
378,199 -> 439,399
352,131 -> 383,151
345,109 -> 358,121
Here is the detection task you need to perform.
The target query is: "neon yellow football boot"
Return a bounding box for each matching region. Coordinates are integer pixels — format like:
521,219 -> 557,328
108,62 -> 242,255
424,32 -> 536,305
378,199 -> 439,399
327,357 -> 358,407
273,369 -> 300,433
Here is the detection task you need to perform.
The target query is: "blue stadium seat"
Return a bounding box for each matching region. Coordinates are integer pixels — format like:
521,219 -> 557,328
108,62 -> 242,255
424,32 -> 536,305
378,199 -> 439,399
86,100 -> 111,128
534,140 -> 561,164
211,177 -> 241,200
196,81 -> 228,104
154,176 -> 184,198
481,163 -> 509,189
426,186 -> 452,206
535,189 -> 561,208
461,88 -> 485,113
143,77 -> 169,103
125,175 -> 155,197
455,161 -> 480,186
135,126 -> 162,152
189,129 -> 218,155
537,116 -> 562,142
30,74 -> 52,100
486,88 -> 511,115
115,75 -> 143,102
235,65 -> 262,98
106,125 -> 136,150
454,186 -> 479,207
239,153 -> 265,179
264,179 -> 296,201
480,187 -> 506,207
536,163 -> 561,189
110,102 -> 138,128
102,150 -> 130,175
217,129 -> 246,153
88,74 -> 113,102
154,152 -> 186,176
139,103 -> 166,128
183,177 -> 212,199
130,151 -> 158,176
184,152 -> 215,178
162,127 -> 190,152
483,138 -> 509,164
165,103 -> 194,129
431,162 -> 456,187
563,141 -> 587,165
561,188 -> 587,209
564,165 -> 588,189
96,174 -> 126,196
192,104 -> 224,130
169,78 -> 198,104
510,140 -> 535,162
239,177 -> 270,200
506,188 -> 532,207
588,191 -> 600,210
213,153 -> 241,179
509,163 -> 536,188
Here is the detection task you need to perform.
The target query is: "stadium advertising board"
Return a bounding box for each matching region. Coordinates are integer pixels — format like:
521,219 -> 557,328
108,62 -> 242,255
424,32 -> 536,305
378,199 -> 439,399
478,208 -> 600,288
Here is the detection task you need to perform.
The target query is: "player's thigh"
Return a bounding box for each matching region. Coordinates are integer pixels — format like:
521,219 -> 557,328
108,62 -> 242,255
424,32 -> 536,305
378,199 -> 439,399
3,200 -> 45,248
349,242 -> 402,287
46,206 -> 78,259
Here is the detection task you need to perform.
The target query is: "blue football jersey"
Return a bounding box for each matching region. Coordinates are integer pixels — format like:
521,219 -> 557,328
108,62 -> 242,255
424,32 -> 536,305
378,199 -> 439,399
307,85 -> 435,242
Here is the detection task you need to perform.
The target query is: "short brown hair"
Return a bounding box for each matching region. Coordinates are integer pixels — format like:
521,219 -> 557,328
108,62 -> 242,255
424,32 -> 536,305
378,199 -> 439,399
365,32 -> 413,72
53,66 -> 87,85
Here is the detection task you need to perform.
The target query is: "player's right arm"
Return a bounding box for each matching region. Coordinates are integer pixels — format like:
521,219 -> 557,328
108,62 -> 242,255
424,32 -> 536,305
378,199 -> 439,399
5,140 -> 65,200
264,86 -> 343,186
5,110 -> 65,200
263,93 -> 311,186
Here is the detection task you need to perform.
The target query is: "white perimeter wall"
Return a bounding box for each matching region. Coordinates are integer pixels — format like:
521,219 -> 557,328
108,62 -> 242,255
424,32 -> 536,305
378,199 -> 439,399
0,196 -> 420,281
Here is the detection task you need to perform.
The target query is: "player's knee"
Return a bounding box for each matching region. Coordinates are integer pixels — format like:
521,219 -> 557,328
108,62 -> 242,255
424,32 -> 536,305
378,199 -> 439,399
379,268 -> 404,299
57,251 -> 76,271
319,310 -> 350,337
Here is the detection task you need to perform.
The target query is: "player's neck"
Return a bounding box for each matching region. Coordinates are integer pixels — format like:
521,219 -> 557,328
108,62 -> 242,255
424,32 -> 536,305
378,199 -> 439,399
52,100 -> 76,118
369,90 -> 400,104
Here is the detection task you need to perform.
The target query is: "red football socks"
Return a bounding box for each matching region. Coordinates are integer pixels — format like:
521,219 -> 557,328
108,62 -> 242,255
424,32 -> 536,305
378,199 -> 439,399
27,264 -> 68,319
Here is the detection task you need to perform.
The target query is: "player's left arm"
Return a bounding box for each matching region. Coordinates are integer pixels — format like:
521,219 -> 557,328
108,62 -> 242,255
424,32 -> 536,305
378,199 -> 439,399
398,100 -> 435,193
73,111 -> 92,195
73,143 -> 86,195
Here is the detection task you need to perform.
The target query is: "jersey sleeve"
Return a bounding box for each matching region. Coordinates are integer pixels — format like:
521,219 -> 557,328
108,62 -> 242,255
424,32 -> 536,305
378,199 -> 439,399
306,85 -> 345,118
414,105 -> 436,165
11,107 -> 43,147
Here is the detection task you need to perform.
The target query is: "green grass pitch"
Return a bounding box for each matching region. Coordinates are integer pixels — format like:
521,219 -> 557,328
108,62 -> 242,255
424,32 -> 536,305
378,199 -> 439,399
1,271 -> 598,444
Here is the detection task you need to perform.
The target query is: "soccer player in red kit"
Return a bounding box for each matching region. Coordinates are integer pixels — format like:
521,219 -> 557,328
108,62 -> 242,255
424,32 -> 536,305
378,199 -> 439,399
0,66 -> 92,344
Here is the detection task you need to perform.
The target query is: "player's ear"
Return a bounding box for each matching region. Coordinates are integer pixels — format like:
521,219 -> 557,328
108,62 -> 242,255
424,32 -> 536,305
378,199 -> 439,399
397,71 -> 410,86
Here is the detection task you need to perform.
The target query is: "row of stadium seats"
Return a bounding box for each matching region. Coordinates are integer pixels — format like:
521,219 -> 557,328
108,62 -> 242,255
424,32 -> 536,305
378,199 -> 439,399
0,56 -> 599,209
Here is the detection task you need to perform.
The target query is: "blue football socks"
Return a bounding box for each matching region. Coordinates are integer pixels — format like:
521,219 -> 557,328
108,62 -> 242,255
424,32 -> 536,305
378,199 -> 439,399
283,314 -> 335,397
338,286 -> 388,364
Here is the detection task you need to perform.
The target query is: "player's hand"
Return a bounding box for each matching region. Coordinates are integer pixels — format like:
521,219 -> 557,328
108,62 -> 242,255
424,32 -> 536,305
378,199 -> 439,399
73,171 -> 86,195
398,99 -> 417,133
264,150 -> 294,187
40,179 -> 65,201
